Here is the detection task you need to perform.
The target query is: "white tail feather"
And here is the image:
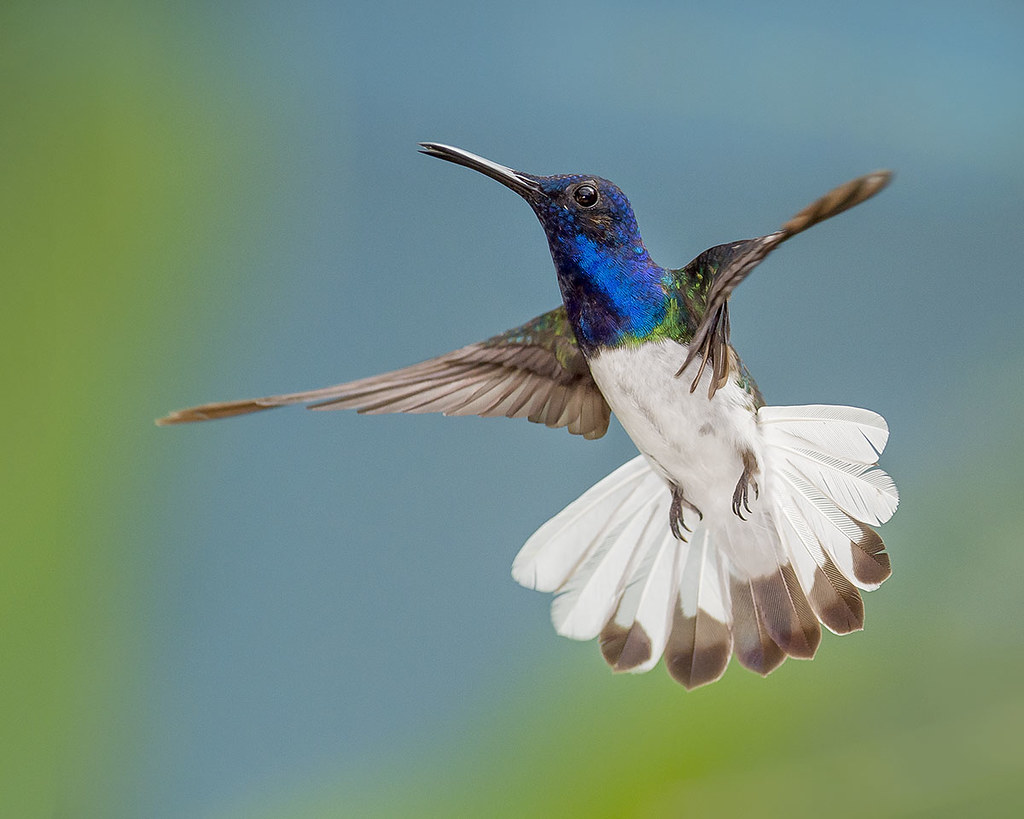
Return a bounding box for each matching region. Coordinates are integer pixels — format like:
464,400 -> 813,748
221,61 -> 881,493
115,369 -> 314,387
759,404 -> 889,463
679,529 -> 729,622
512,456 -> 655,592
781,469 -> 889,591
772,445 -> 898,525
607,519 -> 678,633
551,493 -> 665,640
617,531 -> 682,673
512,404 -> 896,687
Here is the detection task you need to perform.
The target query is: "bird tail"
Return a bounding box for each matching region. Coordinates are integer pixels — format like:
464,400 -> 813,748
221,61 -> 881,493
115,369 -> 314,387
511,404 -> 898,689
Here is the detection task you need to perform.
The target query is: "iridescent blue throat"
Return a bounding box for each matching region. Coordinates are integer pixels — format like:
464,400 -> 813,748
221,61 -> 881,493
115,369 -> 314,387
542,224 -> 670,353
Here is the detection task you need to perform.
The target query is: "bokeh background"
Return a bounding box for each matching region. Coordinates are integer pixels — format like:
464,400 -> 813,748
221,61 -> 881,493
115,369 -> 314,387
5,1 -> 1023,816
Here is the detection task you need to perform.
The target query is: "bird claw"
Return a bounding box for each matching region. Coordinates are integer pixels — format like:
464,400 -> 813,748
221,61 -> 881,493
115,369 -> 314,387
731,451 -> 760,520
670,486 -> 703,541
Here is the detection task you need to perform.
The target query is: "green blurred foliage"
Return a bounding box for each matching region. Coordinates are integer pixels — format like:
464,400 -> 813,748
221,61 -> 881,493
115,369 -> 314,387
0,3 -> 272,815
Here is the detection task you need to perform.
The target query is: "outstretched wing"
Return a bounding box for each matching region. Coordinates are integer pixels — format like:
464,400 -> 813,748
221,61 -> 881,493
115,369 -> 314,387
677,170 -> 892,397
157,307 -> 612,440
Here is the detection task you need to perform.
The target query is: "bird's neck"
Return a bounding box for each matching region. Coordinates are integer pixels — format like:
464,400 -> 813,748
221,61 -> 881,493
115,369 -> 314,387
548,237 -> 691,355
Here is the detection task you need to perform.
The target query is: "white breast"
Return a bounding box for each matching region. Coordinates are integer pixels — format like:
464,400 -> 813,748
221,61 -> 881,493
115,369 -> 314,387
586,339 -> 763,521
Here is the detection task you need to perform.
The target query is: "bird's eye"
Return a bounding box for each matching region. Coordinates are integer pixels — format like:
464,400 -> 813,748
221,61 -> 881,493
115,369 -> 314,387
573,184 -> 599,208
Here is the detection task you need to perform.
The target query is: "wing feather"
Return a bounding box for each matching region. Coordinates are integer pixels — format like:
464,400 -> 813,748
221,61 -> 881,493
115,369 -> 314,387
158,307 -> 612,439
675,171 -> 892,396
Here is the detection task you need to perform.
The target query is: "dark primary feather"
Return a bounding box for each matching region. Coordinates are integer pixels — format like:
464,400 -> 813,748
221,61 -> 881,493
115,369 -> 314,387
676,170 -> 892,397
157,307 -> 612,440
730,577 -> 787,675
664,605 -> 732,690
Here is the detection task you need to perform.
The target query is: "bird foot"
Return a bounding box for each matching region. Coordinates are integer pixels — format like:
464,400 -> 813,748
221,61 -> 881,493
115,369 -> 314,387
669,485 -> 703,541
731,451 -> 760,520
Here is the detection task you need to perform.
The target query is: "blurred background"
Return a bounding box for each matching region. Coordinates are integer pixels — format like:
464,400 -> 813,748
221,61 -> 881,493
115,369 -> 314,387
4,1 -> 1023,816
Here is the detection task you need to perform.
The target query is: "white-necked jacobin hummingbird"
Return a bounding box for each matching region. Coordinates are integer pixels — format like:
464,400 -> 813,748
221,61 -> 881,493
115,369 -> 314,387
160,144 -> 898,689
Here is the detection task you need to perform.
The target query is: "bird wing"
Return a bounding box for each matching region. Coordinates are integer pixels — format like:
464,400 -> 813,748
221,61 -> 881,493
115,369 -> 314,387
157,307 -> 612,440
676,170 -> 892,397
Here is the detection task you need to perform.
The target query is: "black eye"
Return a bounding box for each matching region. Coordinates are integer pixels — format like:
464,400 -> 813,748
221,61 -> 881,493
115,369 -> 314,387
573,184 -> 599,208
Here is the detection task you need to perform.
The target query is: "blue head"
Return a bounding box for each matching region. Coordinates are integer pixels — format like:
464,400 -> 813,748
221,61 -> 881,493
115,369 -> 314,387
420,143 -> 670,353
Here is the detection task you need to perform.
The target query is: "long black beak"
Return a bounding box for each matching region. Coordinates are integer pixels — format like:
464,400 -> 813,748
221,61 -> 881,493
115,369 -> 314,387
419,142 -> 543,200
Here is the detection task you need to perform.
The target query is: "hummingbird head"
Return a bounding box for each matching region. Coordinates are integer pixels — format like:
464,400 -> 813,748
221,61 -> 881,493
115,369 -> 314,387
420,143 -> 665,351
419,142 -> 646,258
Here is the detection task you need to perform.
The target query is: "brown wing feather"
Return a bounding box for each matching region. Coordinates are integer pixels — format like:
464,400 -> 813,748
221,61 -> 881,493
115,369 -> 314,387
157,307 -> 612,440
677,170 -> 892,396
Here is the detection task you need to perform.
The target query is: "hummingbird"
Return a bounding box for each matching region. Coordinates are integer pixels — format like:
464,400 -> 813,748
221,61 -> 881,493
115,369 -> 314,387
159,144 -> 898,690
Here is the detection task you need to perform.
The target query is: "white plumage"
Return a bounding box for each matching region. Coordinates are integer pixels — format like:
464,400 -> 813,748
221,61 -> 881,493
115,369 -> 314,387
512,341 -> 898,688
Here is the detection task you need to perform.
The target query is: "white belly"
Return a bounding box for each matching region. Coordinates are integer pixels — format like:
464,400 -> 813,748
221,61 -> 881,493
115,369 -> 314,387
587,339 -> 763,521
